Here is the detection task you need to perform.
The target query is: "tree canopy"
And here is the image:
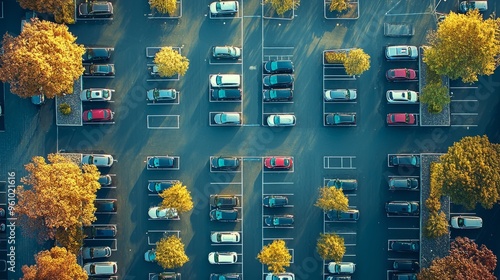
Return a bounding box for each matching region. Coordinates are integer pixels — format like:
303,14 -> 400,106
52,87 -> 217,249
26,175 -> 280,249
21,246 -> 87,280
423,10 -> 500,83
17,0 -> 75,24
158,182 -> 193,213
418,237 -> 497,280
257,239 -> 291,273
16,154 -> 101,238
150,0 -> 177,14
344,49 -> 370,76
264,0 -> 300,16
420,81 -> 450,114
153,47 -> 189,77
316,233 -> 345,262
438,135 -> 500,209
315,186 -> 349,212
0,19 -> 84,98
155,235 -> 189,269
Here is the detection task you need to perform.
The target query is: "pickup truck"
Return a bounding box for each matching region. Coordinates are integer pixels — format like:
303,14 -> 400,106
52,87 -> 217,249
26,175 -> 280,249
84,225 -> 117,238
389,155 -> 420,167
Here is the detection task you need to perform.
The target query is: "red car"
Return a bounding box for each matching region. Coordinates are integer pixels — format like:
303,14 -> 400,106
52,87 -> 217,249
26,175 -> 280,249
264,157 -> 293,169
387,113 -> 416,125
83,109 -> 114,122
386,68 -> 417,81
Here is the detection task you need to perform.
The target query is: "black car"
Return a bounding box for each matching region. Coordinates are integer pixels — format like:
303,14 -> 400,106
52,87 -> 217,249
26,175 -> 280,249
389,178 -> 419,190
147,156 -> 175,169
263,60 -> 294,74
391,273 -> 417,280
210,195 -> 239,208
389,155 -> 420,167
390,241 -> 420,252
264,215 -> 294,227
211,89 -> 242,101
325,113 -> 356,126
78,1 -> 113,17
326,209 -> 360,221
262,89 -> 293,102
83,225 -> 116,238
82,48 -> 112,63
210,209 -> 238,222
82,246 -> 112,259
263,195 -> 288,207
327,179 -> 358,191
148,181 -> 178,193
385,201 -> 419,216
211,156 -> 240,170
94,200 -> 117,213
263,74 -> 294,88
210,273 -> 241,280
393,261 -> 419,272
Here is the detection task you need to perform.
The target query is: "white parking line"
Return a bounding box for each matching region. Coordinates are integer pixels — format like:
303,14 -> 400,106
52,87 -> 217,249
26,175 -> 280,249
147,115 -> 180,129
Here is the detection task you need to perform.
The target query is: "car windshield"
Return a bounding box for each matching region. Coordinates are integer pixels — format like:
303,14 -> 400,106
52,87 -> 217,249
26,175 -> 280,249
102,89 -> 110,98
407,92 -> 412,99
458,218 -> 465,227
283,159 -> 289,166
218,158 -> 227,166
153,89 -> 160,98
228,47 -> 236,55
153,158 -> 160,167
405,69 -> 411,77
273,218 -> 280,225
86,111 -> 93,120
154,183 -> 162,191
273,116 -> 281,124
270,75 -> 278,84
90,265 -> 96,274
405,114 -> 410,122
216,76 -> 222,85
216,211 -> 223,219
215,2 -> 221,11
270,61 -> 279,71
219,90 -> 227,98
85,90 -> 92,99
406,47 -> 412,56
270,90 -> 278,98
269,198 -> 276,206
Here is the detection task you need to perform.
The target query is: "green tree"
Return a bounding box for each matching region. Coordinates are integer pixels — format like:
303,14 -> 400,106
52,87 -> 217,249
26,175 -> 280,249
315,186 -> 349,212
158,182 -> 193,213
153,47 -> 189,77
21,247 -> 87,280
420,82 -> 450,114
155,235 -> 189,269
257,239 -> 291,273
329,0 -> 348,12
423,10 -> 500,83
316,233 -> 345,262
264,0 -> 300,16
17,0 -> 75,24
439,135 -> 500,209
55,225 -> 85,255
344,48 -> 370,76
424,211 -> 449,238
0,19 -> 84,98
150,0 -> 177,14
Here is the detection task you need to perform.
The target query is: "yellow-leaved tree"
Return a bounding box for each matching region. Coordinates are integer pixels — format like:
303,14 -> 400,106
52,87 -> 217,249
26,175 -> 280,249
153,47 -> 189,77
17,0 -> 75,24
159,182 -> 194,213
0,19 -> 84,98
344,48 -> 370,76
257,239 -> 292,273
264,0 -> 300,16
329,0 -> 349,13
315,186 -> 349,212
316,233 -> 346,261
21,246 -> 88,280
150,0 -> 177,14
155,235 -> 189,269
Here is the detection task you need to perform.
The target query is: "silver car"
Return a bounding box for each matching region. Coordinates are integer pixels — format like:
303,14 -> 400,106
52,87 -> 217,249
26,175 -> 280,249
450,216 -> 483,229
81,154 -> 114,167
82,246 -> 112,259
210,74 -> 241,88
214,112 -> 241,125
324,89 -> 357,101
146,88 -> 177,102
267,114 -> 296,127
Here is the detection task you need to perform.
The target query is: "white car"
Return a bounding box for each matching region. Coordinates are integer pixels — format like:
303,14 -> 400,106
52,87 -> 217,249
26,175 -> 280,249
148,207 -> 178,219
82,154 -> 114,167
265,273 -> 295,280
214,112 -> 241,125
324,89 -> 357,101
146,88 -> 177,102
385,45 -> 418,60
80,88 -> 113,101
210,232 -> 241,243
209,1 -> 239,15
450,216 -> 483,229
327,262 -> 355,274
208,252 -> 238,264
210,74 -> 241,88
386,90 -> 419,103
83,262 -> 117,276
267,114 -> 296,127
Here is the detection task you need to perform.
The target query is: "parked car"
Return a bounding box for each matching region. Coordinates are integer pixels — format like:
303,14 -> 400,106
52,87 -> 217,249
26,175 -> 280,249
265,273 -> 295,280
78,1 -> 113,17
263,89 -> 293,102
263,74 -> 294,88
80,88 -> 113,101
326,276 -> 351,280
210,274 -> 241,280
210,74 -> 241,88
267,114 -> 296,127
326,209 -> 360,221
211,156 -> 240,170
82,48 -> 112,63
148,207 -> 178,219
146,88 -> 177,102
209,1 -> 239,15
210,232 -> 241,243
212,46 -> 241,59
392,273 -> 417,280
264,157 -> 293,169
325,113 -> 356,126
158,272 -> 181,280
389,155 -> 420,167
324,89 -> 357,101
210,195 -> 239,208
82,154 -> 114,167
326,179 -> 358,191
450,216 -> 483,229
85,64 -> 115,76
214,112 -> 241,125
389,178 -> 419,190
386,68 -> 417,81
82,109 -> 114,122
386,90 -> 419,103
94,200 -> 117,213
82,246 -> 112,260
386,201 -> 419,216
147,156 -> 175,169
144,249 -> 156,262
385,45 -> 418,60
263,195 -> 288,207
98,175 -> 112,186
263,60 -> 294,74
210,208 -> 238,222
31,94 -> 45,105
264,215 -> 294,227
148,181 -> 178,193
211,89 -> 242,100
390,241 -> 420,252
387,113 -> 416,125
459,0 -> 488,13
393,261 -> 419,272
83,262 -> 117,276
83,225 -> 116,238
208,252 -> 238,264
327,262 -> 356,274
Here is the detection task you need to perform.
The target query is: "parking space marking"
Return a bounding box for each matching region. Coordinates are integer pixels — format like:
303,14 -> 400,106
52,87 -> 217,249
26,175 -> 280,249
83,239 -> 117,251
147,115 -> 180,129
323,156 -> 356,169
147,230 -> 180,245
263,237 -> 294,241
209,182 -> 242,185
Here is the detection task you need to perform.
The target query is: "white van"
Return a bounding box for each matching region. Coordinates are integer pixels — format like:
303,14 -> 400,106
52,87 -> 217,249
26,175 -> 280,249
459,1 -> 488,13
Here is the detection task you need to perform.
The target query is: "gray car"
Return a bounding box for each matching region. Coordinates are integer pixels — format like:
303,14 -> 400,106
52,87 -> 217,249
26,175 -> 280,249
327,179 -> 358,191
82,246 -> 112,260
325,113 -> 356,126
147,89 -> 177,102
385,201 -> 419,216
326,209 -> 360,221
214,112 -> 241,125
389,178 -> 419,190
